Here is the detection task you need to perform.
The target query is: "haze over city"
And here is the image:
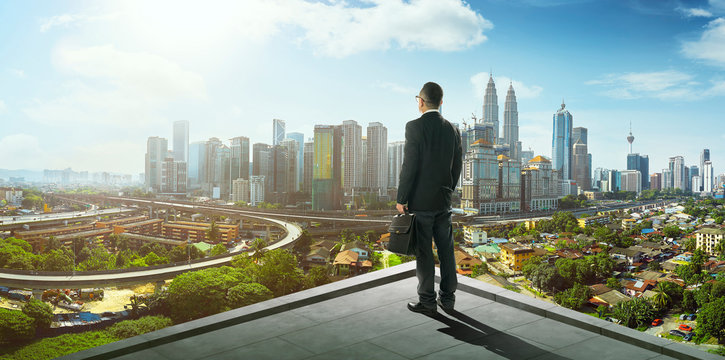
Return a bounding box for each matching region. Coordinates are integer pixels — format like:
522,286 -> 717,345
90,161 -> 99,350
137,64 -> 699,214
1,0 -> 725,176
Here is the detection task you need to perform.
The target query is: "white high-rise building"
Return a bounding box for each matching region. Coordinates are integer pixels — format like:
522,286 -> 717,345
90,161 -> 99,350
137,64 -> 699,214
620,170 -> 642,194
366,122 -> 388,195
273,119 -> 286,146
250,175 -> 265,206
341,120 -> 363,192
145,136 -> 168,192
704,161 -> 714,193
387,141 -> 405,189
482,73 -> 499,143
231,178 -> 250,203
502,83 -> 520,160
173,120 -> 189,163
692,175 -> 702,193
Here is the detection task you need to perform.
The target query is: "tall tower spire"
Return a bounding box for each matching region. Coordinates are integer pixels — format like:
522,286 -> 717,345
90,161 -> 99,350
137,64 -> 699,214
483,72 -> 499,142
627,121 -> 635,154
503,82 -> 519,161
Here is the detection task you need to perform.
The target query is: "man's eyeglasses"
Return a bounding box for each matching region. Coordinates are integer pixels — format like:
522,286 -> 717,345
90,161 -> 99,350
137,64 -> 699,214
415,95 -> 427,104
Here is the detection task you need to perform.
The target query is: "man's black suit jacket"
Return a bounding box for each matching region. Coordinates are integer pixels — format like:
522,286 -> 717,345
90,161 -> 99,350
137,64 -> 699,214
396,110 -> 463,211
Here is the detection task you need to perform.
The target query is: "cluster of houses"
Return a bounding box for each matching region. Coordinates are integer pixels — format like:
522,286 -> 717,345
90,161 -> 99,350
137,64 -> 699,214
302,240 -> 372,276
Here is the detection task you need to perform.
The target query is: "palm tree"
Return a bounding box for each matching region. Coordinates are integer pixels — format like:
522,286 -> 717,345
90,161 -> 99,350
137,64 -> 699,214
206,220 -> 220,243
250,238 -> 268,263
716,239 -> 725,261
652,282 -> 671,310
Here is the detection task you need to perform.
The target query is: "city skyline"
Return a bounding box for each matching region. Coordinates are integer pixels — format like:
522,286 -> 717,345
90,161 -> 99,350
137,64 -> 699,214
1,0 -> 725,176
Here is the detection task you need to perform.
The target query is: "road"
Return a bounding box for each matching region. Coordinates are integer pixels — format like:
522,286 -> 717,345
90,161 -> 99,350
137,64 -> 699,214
0,207 -> 135,225
0,213 -> 303,290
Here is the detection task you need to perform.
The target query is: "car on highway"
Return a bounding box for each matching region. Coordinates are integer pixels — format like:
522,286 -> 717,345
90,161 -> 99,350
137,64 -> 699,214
678,324 -> 693,332
669,330 -> 686,337
651,319 -> 663,326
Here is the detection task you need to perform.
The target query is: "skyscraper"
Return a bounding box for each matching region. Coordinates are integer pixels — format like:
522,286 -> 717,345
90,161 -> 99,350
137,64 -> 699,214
650,173 -> 662,190
572,127 -> 587,145
273,119 -> 286,146
188,141 -> 205,189
366,122 -> 388,195
230,136 -> 250,181
552,100 -> 573,180
387,141 -> 405,189
627,153 -> 649,190
145,136 -> 168,192
482,73 -> 499,143
620,170 -> 642,194
312,125 -> 343,210
701,149 -> 710,191
203,138 -> 230,199
704,160 -> 714,193
253,143 -> 272,198
161,156 -> 187,193
572,139 -> 590,190
341,120 -> 363,192
303,141 -> 313,194
287,132 -> 304,190
502,83 -> 520,160
280,138 -> 298,193
173,120 -> 189,163
669,156 -> 685,191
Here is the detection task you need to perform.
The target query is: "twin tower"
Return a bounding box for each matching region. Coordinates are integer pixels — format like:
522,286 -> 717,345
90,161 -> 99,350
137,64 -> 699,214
479,73 -> 521,161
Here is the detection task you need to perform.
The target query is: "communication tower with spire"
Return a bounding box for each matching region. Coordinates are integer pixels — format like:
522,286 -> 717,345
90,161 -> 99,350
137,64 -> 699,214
627,121 -> 635,154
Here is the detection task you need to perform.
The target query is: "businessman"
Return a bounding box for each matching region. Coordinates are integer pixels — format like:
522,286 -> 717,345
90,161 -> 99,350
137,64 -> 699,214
396,82 -> 463,315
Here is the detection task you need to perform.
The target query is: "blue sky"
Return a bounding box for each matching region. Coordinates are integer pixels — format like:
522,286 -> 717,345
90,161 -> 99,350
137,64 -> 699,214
1,0 -> 724,177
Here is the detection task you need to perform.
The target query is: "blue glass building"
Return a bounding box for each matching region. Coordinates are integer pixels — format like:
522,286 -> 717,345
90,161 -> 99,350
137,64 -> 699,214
552,101 -> 573,180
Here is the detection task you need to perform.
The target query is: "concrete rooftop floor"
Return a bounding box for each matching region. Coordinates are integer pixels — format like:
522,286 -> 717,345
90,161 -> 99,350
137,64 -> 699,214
62,262 -> 718,360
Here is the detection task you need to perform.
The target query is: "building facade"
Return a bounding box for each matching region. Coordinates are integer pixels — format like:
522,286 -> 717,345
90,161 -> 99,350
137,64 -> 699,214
482,73 -> 500,143
552,101 -> 573,180
145,136 -> 168,192
502,83 -> 520,161
273,119 -> 285,146
342,120 -> 363,192
366,122 -> 388,196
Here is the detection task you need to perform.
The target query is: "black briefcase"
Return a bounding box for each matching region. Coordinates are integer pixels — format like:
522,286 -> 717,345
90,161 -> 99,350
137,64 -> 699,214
387,212 -> 417,256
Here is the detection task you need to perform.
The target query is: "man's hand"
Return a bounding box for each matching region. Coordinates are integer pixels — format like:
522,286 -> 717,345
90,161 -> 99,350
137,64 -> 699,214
396,203 -> 407,214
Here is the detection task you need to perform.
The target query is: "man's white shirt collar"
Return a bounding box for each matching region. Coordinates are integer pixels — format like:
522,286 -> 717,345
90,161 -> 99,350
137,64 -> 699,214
423,109 -> 440,114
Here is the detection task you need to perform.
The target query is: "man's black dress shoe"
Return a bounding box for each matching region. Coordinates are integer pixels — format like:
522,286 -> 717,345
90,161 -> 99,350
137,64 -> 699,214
437,298 -> 454,312
407,302 -> 437,315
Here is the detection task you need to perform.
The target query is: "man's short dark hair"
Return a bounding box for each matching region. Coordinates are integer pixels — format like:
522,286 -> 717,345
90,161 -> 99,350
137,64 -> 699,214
420,82 -> 443,108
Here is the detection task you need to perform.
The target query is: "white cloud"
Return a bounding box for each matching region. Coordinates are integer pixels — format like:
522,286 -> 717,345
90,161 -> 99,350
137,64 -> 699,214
23,44 -> 206,127
470,72 -> 543,101
8,68 -> 25,78
0,134 -> 46,170
375,81 -> 416,94
586,70 -> 703,100
682,17 -> 725,68
39,13 -> 116,33
287,0 -> 492,57
679,8 -> 714,17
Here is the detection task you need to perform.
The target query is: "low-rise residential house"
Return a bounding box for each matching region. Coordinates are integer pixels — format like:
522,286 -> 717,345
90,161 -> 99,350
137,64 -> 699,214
454,249 -> 483,275
463,225 -> 488,246
311,240 -> 336,251
622,218 -> 637,231
632,270 -> 664,282
704,260 -> 725,272
696,227 -> 725,256
340,241 -> 371,261
333,250 -> 372,276
555,249 -> 583,260
305,247 -> 331,267
610,247 -> 643,265
621,279 -> 657,297
500,243 -> 534,271
577,215 -> 610,228
589,288 -> 630,308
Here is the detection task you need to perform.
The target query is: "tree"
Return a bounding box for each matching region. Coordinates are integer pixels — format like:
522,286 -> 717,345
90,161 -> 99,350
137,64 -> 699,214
142,252 -> 168,266
210,243 -> 228,256
554,283 -> 591,310
306,266 -> 332,287
648,261 -> 661,271
0,308 -> 36,343
663,226 -> 682,239
471,263 -> 488,278
250,238 -> 268,262
206,220 -> 220,243
697,297 -> 725,343
682,290 -> 697,313
166,266 -> 250,323
612,297 -> 656,329
254,249 -> 306,296
716,239 -> 725,260
606,277 -> 621,290
77,247 -> 115,271
651,282 -> 672,311
40,249 -> 73,271
22,299 -> 53,330
225,283 -> 274,308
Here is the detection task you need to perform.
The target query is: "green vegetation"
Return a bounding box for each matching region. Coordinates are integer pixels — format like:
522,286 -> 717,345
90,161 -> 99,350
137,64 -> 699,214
0,316 -> 172,360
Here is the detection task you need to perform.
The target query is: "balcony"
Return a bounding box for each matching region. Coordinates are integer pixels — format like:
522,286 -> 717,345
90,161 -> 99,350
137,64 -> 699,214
61,262 -> 715,360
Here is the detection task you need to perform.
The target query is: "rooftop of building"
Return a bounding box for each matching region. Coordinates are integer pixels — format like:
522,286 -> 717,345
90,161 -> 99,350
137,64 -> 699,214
696,227 -> 725,235
61,262 -> 716,360
500,242 -> 534,253
529,155 -> 550,163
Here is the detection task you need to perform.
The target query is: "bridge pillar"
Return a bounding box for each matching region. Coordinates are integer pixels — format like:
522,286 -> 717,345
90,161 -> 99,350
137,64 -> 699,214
32,289 -> 43,300
155,280 -> 165,294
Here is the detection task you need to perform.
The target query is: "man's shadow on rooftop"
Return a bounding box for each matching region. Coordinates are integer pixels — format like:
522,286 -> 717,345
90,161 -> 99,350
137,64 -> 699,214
424,309 -> 570,360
